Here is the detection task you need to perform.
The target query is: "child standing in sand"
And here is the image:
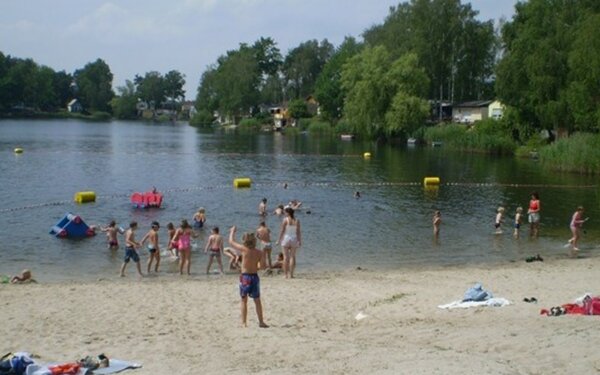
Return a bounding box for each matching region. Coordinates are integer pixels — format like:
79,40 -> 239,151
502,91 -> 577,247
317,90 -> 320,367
141,221 -> 161,273
228,226 -> 268,328
101,220 -> 122,249
513,207 -> 523,238
433,211 -> 441,237
204,227 -> 224,274
495,207 -> 505,234
256,221 -> 273,269
120,222 -> 143,277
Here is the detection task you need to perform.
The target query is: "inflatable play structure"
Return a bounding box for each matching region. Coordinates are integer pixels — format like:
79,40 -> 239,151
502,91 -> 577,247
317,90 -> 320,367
131,189 -> 163,208
49,213 -> 95,238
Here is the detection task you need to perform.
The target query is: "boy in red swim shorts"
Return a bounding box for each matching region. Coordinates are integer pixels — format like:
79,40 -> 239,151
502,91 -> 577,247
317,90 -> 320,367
228,226 -> 268,328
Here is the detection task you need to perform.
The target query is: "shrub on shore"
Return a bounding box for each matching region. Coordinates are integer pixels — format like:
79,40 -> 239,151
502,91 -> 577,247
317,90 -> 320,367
538,132 -> 600,174
238,118 -> 261,132
307,120 -> 333,135
423,120 -> 516,155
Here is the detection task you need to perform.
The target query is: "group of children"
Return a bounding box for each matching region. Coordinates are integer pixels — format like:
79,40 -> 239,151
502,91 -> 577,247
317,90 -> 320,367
98,197 -> 303,327
433,191 -> 590,257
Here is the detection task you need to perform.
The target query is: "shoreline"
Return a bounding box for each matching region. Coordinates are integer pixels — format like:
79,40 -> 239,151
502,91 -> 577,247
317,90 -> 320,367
2,256 -> 600,374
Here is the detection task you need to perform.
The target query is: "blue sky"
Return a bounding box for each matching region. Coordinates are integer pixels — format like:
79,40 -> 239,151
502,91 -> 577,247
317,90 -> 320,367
0,1 -> 517,100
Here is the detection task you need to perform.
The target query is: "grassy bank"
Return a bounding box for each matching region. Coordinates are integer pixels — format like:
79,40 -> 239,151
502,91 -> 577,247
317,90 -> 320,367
538,133 -> 600,174
422,120 -> 517,155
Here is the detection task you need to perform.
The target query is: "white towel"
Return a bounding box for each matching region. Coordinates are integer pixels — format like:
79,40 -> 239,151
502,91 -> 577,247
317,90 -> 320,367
438,297 -> 511,309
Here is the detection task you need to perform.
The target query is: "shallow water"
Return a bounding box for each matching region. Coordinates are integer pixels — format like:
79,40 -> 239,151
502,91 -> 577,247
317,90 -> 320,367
0,119 -> 599,282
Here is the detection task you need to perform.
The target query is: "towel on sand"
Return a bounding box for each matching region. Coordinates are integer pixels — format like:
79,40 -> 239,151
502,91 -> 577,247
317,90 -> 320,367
25,359 -> 141,375
438,297 -> 511,309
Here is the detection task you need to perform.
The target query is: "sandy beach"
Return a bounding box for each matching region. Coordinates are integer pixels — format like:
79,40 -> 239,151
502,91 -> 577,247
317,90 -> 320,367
2,256 -> 600,374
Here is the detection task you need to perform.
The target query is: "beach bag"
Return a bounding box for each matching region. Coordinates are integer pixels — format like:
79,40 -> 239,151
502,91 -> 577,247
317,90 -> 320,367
0,353 -> 34,375
463,283 -> 493,302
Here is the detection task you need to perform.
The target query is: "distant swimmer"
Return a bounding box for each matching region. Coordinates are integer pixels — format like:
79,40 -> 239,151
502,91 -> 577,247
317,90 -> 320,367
273,204 -> 285,216
354,191 -> 361,199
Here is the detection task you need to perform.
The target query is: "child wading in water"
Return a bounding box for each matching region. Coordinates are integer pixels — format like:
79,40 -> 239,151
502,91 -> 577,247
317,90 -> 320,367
228,226 -> 268,328
172,219 -> 196,275
567,206 -> 589,256
513,207 -> 523,238
433,211 -> 441,237
120,221 -> 143,277
166,222 -> 178,258
101,220 -> 123,250
204,227 -> 224,274
495,207 -> 505,234
141,221 -> 161,273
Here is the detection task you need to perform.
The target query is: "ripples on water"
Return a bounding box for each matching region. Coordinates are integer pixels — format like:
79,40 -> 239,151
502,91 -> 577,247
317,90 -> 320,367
0,119 -> 599,281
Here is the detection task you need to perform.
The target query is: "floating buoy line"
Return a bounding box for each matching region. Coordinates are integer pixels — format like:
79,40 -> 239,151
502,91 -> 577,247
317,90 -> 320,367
0,181 -> 596,214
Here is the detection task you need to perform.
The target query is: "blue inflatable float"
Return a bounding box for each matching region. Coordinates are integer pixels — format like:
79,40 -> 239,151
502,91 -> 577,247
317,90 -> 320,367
49,213 -> 95,238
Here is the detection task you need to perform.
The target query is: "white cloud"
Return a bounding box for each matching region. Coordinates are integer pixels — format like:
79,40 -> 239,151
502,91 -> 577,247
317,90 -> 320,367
65,2 -> 183,42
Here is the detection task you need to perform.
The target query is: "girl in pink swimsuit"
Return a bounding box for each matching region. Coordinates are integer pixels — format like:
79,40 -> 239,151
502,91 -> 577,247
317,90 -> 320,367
173,219 -> 195,275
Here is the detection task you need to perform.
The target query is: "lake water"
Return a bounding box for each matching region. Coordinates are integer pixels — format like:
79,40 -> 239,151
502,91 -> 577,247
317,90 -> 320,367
1,119 -> 599,282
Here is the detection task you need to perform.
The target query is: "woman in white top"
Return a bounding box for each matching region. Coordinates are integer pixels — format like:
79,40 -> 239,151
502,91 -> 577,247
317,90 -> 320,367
276,207 -> 302,279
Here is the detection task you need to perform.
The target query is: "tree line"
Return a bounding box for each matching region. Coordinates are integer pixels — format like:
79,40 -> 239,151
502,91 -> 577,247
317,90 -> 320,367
1,0 -> 599,142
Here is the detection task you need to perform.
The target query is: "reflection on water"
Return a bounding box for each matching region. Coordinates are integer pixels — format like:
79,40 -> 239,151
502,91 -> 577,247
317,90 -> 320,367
0,119 -> 599,282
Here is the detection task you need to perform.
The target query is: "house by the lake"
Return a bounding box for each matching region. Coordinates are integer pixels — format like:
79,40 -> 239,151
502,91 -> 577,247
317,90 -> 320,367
452,100 -> 504,124
67,99 -> 83,113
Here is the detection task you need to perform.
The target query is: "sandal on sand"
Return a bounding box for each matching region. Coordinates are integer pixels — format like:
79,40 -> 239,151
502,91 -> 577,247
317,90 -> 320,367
523,297 -> 537,303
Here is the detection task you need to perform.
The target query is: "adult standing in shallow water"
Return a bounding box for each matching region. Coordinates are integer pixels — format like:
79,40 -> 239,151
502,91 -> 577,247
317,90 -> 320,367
528,192 -> 541,237
276,207 -> 302,279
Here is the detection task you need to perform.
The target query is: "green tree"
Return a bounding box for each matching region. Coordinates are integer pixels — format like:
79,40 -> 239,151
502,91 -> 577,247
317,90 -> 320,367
341,47 -> 429,138
496,0 -> 600,134
135,71 -> 165,109
111,80 -> 138,119
287,99 -> 309,119
164,70 -> 186,102
195,67 -> 219,113
566,14 -> 600,132
314,37 -> 363,121
341,46 -> 394,138
74,58 -> 114,112
283,39 -> 334,100
363,0 -> 497,103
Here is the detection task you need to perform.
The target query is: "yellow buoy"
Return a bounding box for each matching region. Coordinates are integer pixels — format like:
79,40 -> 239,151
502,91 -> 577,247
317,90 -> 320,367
233,178 -> 252,188
423,177 -> 440,186
14,147 -> 23,154
363,152 -> 371,159
74,191 -> 96,204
